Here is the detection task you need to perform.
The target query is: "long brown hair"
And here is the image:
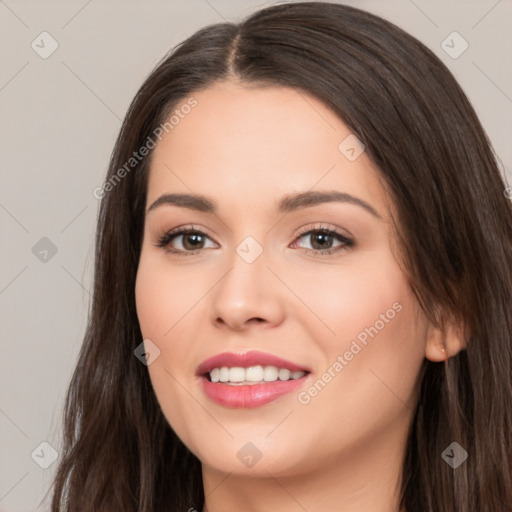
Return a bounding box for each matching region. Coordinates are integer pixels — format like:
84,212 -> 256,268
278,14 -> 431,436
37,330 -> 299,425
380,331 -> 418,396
49,2 -> 512,511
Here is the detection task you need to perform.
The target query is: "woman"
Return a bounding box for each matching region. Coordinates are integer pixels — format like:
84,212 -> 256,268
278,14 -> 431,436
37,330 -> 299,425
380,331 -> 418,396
50,2 -> 512,511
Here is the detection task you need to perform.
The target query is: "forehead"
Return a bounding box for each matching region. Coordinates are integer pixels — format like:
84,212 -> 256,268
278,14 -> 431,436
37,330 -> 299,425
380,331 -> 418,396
155,80 -> 348,164
146,80 -> 391,220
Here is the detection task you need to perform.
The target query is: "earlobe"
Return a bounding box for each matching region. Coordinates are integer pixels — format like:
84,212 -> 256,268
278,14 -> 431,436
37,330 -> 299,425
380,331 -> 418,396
424,312 -> 467,362
425,327 -> 448,362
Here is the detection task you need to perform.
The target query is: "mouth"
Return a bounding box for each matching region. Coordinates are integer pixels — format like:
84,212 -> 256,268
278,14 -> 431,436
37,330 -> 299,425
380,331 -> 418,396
196,351 -> 312,408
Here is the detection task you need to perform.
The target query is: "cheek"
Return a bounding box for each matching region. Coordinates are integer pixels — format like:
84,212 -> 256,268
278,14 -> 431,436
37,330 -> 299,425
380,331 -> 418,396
135,251 -> 206,340
297,251 -> 426,414
311,297 -> 425,455
288,250 -> 414,346
134,253 -> 204,451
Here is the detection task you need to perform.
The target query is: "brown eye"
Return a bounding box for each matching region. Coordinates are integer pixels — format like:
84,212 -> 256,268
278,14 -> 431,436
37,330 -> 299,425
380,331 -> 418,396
308,231 -> 335,250
180,232 -> 206,250
293,228 -> 355,256
155,228 -> 217,255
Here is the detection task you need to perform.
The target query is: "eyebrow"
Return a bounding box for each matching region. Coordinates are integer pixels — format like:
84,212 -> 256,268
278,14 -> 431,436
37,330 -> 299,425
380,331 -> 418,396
146,190 -> 383,220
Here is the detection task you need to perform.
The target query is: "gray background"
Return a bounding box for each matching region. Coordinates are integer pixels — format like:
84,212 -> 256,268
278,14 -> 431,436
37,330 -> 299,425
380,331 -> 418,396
1,1 -> 511,510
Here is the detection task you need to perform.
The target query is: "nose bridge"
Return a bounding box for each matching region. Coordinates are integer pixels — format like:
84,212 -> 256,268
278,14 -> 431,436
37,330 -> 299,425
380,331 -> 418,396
210,233 -> 285,329
220,234 -> 270,303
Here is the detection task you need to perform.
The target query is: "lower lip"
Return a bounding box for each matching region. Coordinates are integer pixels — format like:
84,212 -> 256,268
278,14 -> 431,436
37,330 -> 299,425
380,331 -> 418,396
200,376 -> 309,408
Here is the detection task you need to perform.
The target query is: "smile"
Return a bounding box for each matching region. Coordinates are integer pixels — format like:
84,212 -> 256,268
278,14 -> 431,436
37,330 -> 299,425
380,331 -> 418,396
196,351 -> 311,408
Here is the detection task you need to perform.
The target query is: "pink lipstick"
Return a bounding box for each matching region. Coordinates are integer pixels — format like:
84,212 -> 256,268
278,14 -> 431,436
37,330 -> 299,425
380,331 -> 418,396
196,350 -> 311,408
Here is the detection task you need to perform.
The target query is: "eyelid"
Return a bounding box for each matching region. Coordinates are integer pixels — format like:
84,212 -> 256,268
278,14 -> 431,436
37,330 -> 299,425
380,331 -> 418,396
293,222 -> 353,240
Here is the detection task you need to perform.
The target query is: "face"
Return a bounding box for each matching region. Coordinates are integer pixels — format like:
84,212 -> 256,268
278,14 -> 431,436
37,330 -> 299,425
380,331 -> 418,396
135,80 -> 430,478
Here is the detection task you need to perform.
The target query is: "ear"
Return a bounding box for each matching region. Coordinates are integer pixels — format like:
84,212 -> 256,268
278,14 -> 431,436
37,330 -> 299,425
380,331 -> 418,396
425,311 -> 468,362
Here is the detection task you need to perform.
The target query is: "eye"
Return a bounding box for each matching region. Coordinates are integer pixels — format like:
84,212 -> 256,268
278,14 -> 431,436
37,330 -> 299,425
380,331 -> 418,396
291,225 -> 355,256
154,226 -> 217,256
154,223 -> 355,257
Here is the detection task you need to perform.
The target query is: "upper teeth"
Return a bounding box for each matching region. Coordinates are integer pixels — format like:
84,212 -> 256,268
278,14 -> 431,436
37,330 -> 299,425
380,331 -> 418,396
209,366 -> 306,384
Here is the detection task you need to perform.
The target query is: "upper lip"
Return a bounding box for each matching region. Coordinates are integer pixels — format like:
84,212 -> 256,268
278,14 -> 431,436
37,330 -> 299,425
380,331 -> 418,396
196,350 -> 311,376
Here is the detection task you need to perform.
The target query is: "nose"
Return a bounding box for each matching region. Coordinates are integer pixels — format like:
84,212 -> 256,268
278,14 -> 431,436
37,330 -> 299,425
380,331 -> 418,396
210,245 -> 286,332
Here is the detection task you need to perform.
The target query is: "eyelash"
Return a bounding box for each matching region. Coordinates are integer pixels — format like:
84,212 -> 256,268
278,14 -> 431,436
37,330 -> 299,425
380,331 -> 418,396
154,224 -> 355,257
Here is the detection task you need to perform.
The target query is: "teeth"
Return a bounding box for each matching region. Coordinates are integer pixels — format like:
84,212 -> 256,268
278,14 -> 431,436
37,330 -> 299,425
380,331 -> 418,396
263,366 -> 278,381
278,368 -> 291,380
246,366 -> 264,382
208,365 -> 306,384
229,367 -> 245,382
219,367 -> 229,383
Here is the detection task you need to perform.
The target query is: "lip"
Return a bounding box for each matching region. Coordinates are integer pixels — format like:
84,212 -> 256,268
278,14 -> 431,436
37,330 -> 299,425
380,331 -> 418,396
200,377 -> 309,408
196,350 -> 312,409
196,350 -> 311,376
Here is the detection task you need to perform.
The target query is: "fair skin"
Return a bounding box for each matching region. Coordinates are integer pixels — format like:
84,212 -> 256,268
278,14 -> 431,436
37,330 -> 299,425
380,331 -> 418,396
135,80 -> 465,512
